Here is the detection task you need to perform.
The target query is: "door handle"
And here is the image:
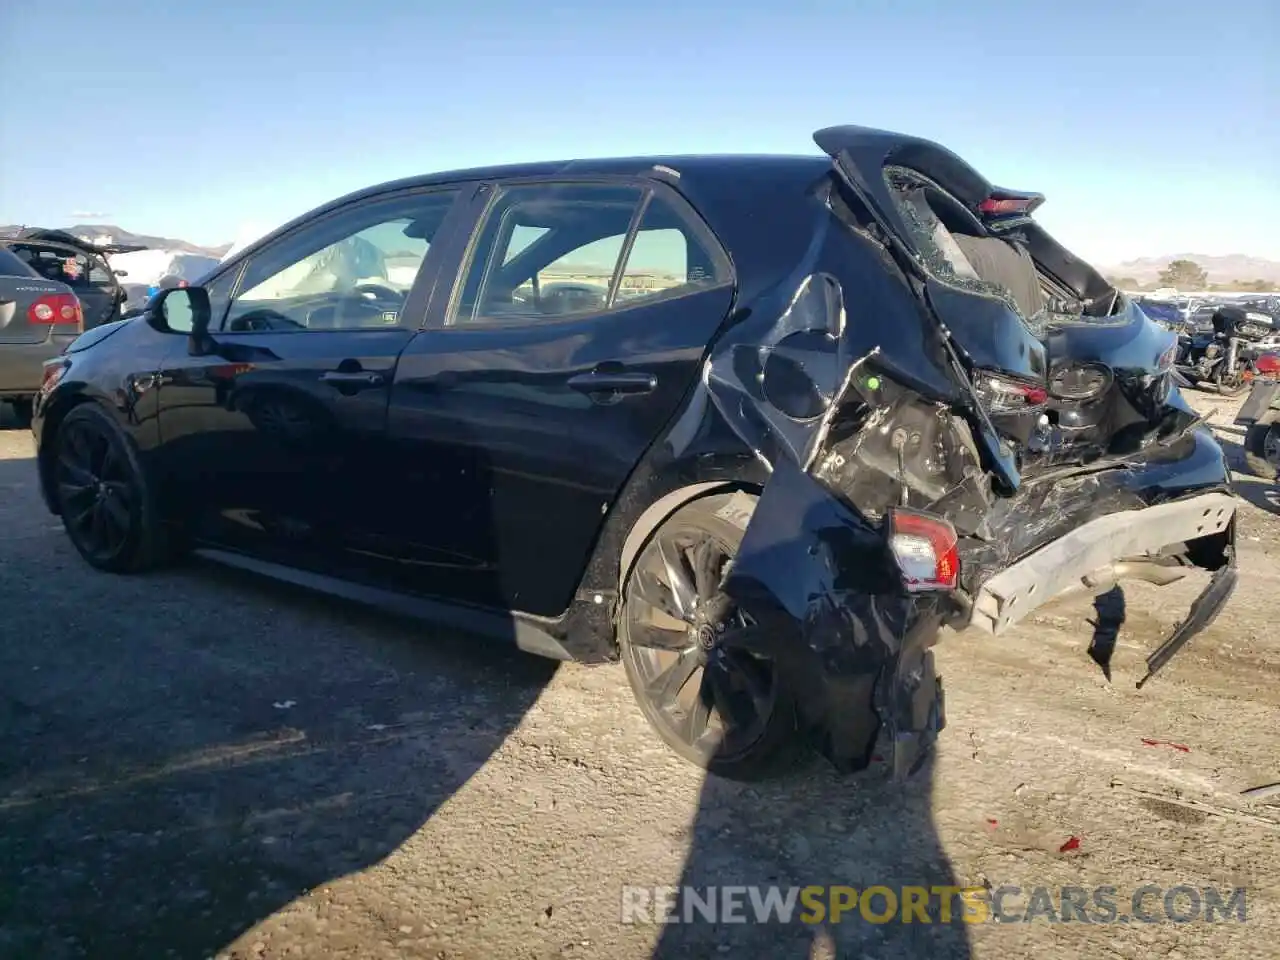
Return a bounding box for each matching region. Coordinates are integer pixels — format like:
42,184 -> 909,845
320,370 -> 384,386
566,371 -> 657,395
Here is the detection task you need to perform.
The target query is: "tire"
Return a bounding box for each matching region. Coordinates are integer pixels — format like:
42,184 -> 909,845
618,493 -> 804,781
8,398 -> 33,428
53,404 -> 175,573
1243,421 -> 1280,481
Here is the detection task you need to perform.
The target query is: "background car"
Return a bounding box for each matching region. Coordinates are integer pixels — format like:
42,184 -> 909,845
0,246 -> 83,424
3,229 -> 129,329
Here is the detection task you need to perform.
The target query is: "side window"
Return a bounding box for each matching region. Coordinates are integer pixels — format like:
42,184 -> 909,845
450,183 -> 729,326
614,196 -> 726,305
221,188 -> 458,332
453,184 -> 641,324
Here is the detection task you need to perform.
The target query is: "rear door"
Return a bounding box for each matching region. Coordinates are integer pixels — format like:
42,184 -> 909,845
154,185 -> 467,572
369,179 -> 737,616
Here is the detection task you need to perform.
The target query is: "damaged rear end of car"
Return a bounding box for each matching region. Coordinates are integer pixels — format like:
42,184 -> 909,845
700,126 -> 1237,778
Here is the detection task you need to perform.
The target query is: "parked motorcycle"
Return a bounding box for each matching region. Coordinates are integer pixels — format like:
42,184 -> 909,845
1175,303 -> 1275,395
1236,352 -> 1280,479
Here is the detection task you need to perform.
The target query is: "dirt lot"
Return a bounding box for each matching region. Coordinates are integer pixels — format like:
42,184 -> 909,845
1,391 -> 1277,960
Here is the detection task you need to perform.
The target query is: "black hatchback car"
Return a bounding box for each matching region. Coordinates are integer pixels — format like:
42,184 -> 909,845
34,126 -> 1237,781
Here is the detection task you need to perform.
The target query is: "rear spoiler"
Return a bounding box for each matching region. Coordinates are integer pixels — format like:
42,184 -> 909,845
813,125 -> 1112,302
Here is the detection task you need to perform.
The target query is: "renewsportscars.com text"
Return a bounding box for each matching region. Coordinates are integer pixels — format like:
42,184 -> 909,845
620,885 -> 1247,925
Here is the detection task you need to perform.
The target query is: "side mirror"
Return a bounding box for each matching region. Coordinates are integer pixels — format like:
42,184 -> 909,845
147,286 -> 211,335
114,269 -> 129,278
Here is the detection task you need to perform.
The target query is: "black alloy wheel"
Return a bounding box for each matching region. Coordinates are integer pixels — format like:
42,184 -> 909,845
619,495 -> 801,780
54,404 -> 169,572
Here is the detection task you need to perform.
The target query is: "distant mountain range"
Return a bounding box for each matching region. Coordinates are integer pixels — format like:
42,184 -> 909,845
1100,253 -> 1280,286
0,223 -> 230,259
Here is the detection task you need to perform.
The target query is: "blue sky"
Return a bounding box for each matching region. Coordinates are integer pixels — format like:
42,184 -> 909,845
2,0 -> 1276,265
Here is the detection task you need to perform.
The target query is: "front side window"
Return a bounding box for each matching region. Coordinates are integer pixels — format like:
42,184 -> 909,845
222,189 -> 458,332
451,182 -> 728,326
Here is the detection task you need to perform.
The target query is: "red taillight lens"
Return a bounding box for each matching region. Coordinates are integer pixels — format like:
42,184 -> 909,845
888,509 -> 959,592
974,369 -> 1048,413
977,194 -> 1044,217
28,293 -> 82,326
1255,353 -> 1280,375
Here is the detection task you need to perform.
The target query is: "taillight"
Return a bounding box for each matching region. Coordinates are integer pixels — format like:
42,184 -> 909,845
974,369 -> 1048,413
977,193 -> 1045,217
888,509 -> 959,593
27,293 -> 82,326
1256,353 -> 1280,376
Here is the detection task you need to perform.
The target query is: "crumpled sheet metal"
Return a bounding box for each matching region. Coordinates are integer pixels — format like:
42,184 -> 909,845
722,457 -> 947,776
703,269 -> 964,775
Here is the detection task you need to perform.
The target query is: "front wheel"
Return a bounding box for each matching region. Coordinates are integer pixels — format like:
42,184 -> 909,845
54,404 -> 175,573
618,494 -> 804,781
1243,421 -> 1280,481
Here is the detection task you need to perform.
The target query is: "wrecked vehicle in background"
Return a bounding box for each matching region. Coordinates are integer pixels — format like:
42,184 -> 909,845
1,228 -> 139,329
1236,352 -> 1280,480
32,126 -> 1236,783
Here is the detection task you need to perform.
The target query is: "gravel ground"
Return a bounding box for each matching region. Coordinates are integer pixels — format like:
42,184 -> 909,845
1,391 -> 1277,960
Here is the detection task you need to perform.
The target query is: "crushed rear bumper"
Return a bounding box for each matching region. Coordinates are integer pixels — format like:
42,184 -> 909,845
970,491 -> 1236,635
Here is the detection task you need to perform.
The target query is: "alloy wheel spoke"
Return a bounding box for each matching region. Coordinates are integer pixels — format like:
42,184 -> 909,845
684,684 -> 713,744
647,650 -> 700,704
89,500 -> 109,547
98,443 -> 120,481
64,425 -> 94,469
631,564 -> 688,624
704,657 -> 756,733
65,497 -> 96,530
99,489 -> 131,533
656,538 -> 698,619
57,455 -> 96,489
729,652 -> 775,718
689,538 -> 722,603
57,481 -> 96,508
716,622 -> 768,654
627,622 -> 693,654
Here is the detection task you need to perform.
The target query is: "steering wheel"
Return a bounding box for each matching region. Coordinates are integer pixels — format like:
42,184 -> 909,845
351,283 -> 404,304
230,309 -> 306,332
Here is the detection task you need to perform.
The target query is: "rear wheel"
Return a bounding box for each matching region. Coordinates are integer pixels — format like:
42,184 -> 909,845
54,404 -> 173,573
619,495 -> 803,781
1243,421 -> 1280,481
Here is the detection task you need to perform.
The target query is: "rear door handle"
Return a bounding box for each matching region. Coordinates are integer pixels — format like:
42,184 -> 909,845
566,371 -> 657,395
320,370 -> 384,386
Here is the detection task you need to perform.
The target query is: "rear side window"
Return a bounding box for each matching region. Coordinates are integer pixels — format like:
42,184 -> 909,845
450,182 -> 729,326
0,247 -> 36,278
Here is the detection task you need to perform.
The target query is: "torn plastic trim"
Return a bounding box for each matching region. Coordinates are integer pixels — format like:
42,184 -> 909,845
1136,556 -> 1237,689
970,491 -> 1236,636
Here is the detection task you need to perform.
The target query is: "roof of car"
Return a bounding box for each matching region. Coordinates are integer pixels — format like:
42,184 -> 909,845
420,153 -> 830,182
323,153 -> 832,208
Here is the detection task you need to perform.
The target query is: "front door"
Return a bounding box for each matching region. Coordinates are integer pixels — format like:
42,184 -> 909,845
154,185 -> 465,572
372,179 -> 737,616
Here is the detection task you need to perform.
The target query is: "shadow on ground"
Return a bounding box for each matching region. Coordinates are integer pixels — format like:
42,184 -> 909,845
0,449 -> 558,959
651,761 -> 969,958
1213,429 -> 1280,516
